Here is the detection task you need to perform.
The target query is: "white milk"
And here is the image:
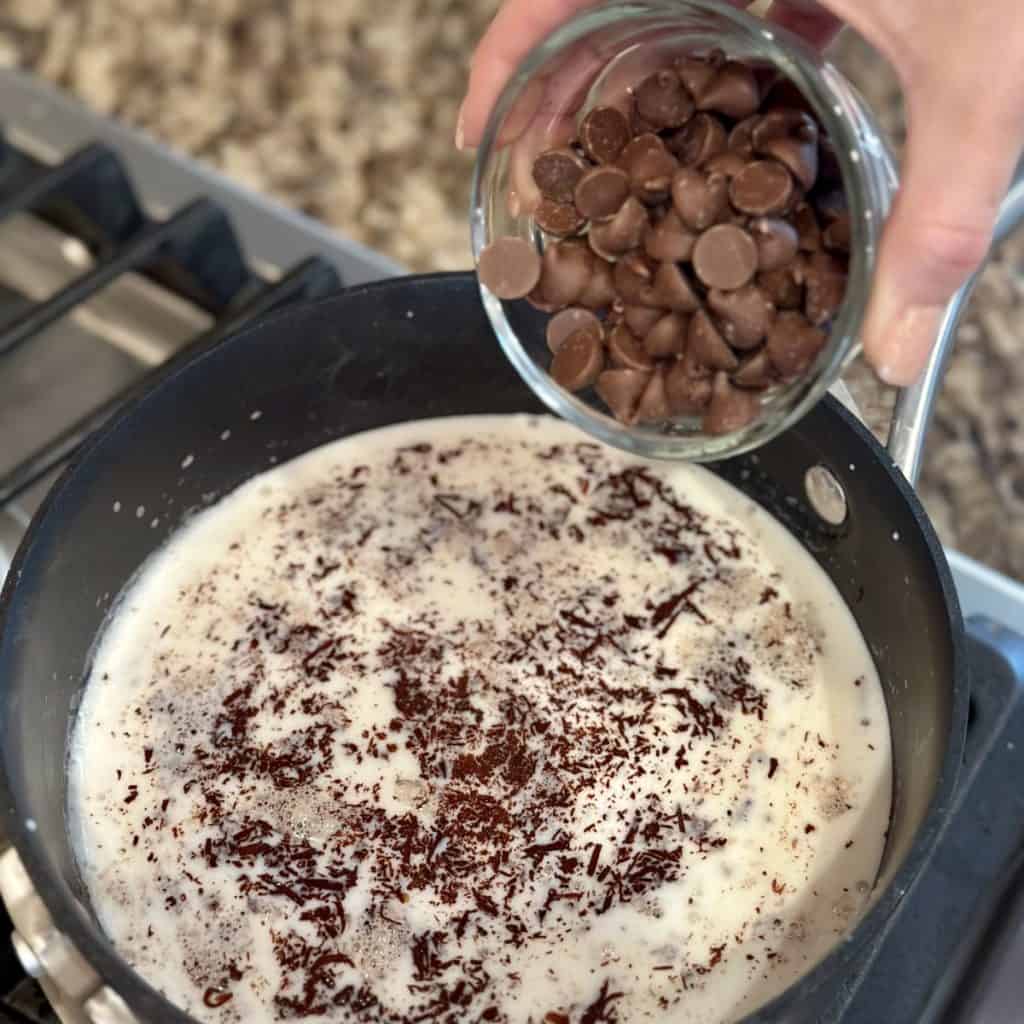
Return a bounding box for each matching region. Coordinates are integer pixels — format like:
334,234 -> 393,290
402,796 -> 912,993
68,414 -> 891,1024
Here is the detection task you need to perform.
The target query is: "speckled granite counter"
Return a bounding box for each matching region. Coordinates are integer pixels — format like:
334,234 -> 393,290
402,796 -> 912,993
1,0 -> 1021,578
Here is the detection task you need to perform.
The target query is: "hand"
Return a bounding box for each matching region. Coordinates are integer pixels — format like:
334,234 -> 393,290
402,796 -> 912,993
458,0 -> 1024,386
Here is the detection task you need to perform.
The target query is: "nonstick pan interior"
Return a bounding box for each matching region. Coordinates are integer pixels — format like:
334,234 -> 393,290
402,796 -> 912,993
0,273 -> 967,1022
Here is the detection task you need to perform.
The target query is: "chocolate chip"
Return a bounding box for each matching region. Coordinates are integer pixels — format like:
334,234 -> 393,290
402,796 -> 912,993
644,312 -> 688,357
547,307 -> 603,353
696,61 -> 760,119
623,305 -> 662,337
539,241 -> 594,308
644,209 -> 696,263
749,217 -> 799,271
617,133 -> 668,175
732,350 -> 775,389
692,223 -> 758,290
667,112 -> 727,166
728,115 -> 762,157
636,367 -> 672,422
613,251 -> 660,307
588,195 -> 649,255
822,213 -> 851,252
534,199 -> 587,237
703,151 -> 748,180
688,308 -> 738,371
634,70 -> 695,130
801,252 -> 847,325
730,160 -> 795,216
765,311 -> 826,377
652,261 -> 700,312
478,237 -> 542,299
550,328 -> 606,391
532,149 -> 587,203
608,323 -> 655,371
671,167 -> 729,231
630,145 -> 680,205
580,106 -> 632,164
703,371 -> 761,434
674,49 -> 725,99
596,368 -> 651,424
753,108 -> 819,190
666,353 -> 714,414
578,258 -> 617,309
758,266 -> 803,310
793,202 -> 822,251
708,284 -> 775,349
574,166 -> 632,221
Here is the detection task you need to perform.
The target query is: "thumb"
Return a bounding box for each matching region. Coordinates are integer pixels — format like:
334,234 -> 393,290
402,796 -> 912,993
861,88 -> 1023,385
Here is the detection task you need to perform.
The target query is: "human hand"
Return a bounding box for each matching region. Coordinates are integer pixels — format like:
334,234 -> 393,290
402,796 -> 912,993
458,0 -> 1024,386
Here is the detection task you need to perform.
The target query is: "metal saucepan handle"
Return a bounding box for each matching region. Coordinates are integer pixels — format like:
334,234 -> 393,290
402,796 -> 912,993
887,154 -> 1024,484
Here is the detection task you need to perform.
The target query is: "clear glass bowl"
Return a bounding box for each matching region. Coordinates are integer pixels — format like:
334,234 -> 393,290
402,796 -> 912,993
470,0 -> 897,462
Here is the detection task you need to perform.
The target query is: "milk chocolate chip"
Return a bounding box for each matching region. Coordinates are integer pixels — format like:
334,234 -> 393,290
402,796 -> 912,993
704,371 -> 761,434
539,241 -> 594,308
749,217 -> 799,271
730,160 -> 795,216
596,368 -> 651,424
732,350 -> 775,389
674,50 -> 726,98
551,328 -> 605,391
644,209 -> 697,262
533,149 -> 587,203
758,266 -> 803,309
695,61 -> 760,119
547,307 -> 603,353
580,106 -> 632,164
578,258 -> 616,309
753,109 -> 819,190
613,252 -> 660,307
671,167 -> 729,231
590,195 -> 649,257
575,166 -> 631,221
708,284 -> 775,349
618,305 -> 655,338
692,223 -> 758,290
644,312 -> 688,357
636,367 -> 672,422
667,112 -> 727,166
608,323 -> 655,371
634,70 -> 695,130
652,261 -> 700,312
534,199 -> 586,238
766,311 -> 826,377
666,353 -> 713,414
478,237 -> 542,299
703,151 -> 748,180
728,115 -> 761,158
689,309 -> 738,371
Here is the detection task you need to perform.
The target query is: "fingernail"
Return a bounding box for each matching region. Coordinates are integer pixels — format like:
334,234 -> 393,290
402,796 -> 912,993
455,103 -> 466,151
871,303 -> 946,386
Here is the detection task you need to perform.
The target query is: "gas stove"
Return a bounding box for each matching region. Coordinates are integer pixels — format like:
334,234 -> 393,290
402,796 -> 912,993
0,69 -> 1021,1024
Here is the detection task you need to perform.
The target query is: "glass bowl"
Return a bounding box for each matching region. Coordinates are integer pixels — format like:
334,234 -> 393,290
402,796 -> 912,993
470,0 -> 897,461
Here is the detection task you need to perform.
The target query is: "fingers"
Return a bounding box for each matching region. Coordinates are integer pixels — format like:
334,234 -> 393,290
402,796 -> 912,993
765,1 -> 844,50
458,0 -> 597,150
861,87 -> 1024,384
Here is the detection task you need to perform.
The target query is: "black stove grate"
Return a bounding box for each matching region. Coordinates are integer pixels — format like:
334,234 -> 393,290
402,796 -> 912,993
0,133 -> 342,510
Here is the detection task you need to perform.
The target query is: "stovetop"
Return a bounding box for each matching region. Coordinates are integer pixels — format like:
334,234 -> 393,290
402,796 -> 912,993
0,68 -> 1022,1024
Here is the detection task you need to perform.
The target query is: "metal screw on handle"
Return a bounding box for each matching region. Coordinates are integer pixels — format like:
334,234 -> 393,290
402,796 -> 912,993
887,154 -> 1024,485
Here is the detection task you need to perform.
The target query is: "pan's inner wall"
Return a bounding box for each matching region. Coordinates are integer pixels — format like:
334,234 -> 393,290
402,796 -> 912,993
0,274 -> 960,1021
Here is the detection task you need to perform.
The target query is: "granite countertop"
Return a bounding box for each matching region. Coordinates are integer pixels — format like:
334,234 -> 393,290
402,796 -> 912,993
1,0 -> 1021,579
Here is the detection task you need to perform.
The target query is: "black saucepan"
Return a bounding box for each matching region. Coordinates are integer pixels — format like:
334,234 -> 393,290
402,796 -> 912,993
0,272 -> 967,1022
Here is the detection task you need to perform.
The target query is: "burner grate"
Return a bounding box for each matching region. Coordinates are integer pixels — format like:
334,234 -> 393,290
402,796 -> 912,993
0,132 -> 342,512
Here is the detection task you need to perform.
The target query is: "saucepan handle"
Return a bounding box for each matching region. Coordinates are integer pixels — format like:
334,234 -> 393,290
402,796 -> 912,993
887,155 -> 1024,485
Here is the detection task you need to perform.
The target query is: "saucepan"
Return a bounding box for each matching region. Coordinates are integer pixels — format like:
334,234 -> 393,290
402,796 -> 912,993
0,166 -> 1021,1021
